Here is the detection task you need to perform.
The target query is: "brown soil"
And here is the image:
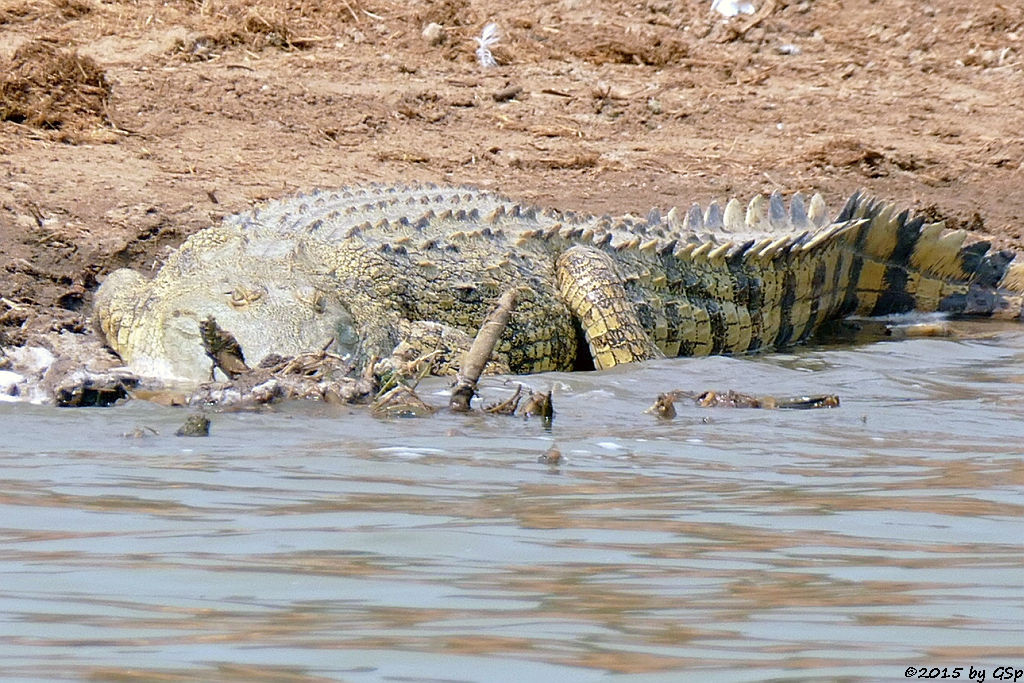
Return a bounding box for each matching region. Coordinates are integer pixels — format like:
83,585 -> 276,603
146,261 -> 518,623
1,0 -> 1022,348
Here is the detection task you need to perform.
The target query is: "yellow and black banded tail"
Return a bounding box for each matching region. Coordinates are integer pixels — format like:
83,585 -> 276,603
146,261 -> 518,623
836,191 -> 1024,320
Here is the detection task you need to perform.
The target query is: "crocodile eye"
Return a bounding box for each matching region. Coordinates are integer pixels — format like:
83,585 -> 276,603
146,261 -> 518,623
228,287 -> 263,308
294,287 -> 329,314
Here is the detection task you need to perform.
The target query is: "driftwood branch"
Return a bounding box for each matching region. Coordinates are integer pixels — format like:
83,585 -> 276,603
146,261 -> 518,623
449,288 -> 518,412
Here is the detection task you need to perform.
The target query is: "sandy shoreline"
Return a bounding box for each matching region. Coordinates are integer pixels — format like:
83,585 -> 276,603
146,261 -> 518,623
2,0 -> 1022,404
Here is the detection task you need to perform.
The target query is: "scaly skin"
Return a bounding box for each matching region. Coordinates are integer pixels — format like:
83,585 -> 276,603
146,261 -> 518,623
93,183 -> 1024,385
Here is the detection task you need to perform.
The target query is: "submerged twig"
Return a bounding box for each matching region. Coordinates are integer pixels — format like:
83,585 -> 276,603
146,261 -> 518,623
646,389 -> 839,414
370,384 -> 437,418
484,383 -> 524,415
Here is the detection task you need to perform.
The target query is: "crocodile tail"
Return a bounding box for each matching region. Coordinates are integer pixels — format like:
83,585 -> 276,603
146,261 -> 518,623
835,191 -> 1024,320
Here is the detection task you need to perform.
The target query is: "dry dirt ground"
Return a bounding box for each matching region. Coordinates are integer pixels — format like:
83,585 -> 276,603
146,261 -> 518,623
1,0 -> 1023,350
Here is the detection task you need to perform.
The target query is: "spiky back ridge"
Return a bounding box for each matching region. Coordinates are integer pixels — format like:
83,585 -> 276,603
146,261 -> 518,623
223,183 -> 838,267
223,182 -> 1021,358
833,191 -> 1023,319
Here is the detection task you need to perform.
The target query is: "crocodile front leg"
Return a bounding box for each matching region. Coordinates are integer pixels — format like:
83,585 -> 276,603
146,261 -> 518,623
390,320 -> 511,375
555,245 -> 665,370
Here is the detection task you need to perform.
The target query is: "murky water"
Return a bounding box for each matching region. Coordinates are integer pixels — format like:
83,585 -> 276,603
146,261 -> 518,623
1,325 -> 1023,682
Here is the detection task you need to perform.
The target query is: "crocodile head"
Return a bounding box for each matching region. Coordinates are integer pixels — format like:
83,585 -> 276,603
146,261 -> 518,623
94,265 -> 360,385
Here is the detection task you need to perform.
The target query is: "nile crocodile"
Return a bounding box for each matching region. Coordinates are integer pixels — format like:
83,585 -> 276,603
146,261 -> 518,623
94,183 -> 1024,386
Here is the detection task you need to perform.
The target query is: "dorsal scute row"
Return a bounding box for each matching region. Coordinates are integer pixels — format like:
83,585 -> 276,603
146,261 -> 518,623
227,185 -> 881,276
236,183 -> 525,238
231,183 -> 840,247
837,190 -> 1022,299
662,190 -> 829,237
553,191 -> 839,266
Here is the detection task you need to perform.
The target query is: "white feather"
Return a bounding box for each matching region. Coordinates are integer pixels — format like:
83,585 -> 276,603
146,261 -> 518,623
711,0 -> 756,17
475,22 -> 501,68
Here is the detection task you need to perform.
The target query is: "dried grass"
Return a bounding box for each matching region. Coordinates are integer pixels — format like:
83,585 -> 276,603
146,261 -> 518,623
0,0 -> 94,25
173,0 -> 364,55
564,25 -> 690,66
0,39 -> 111,137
